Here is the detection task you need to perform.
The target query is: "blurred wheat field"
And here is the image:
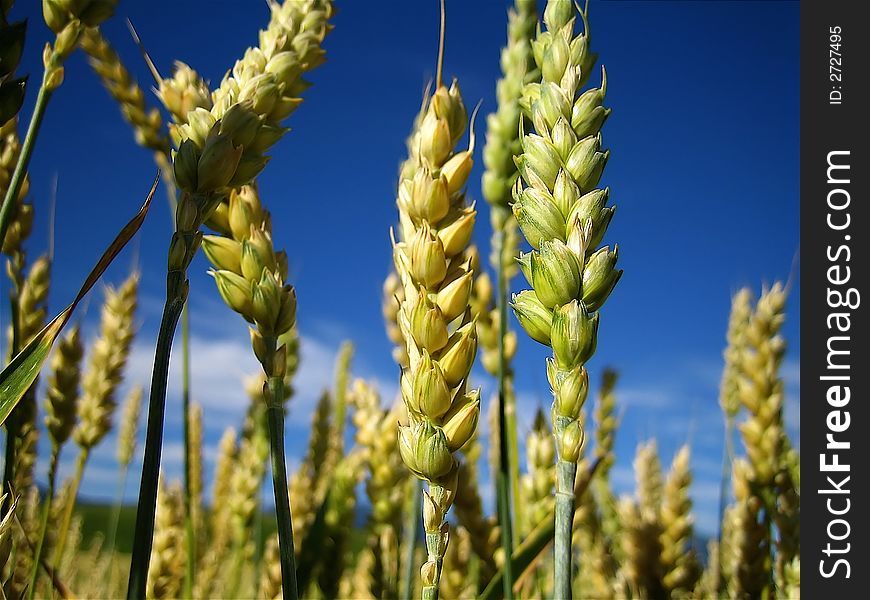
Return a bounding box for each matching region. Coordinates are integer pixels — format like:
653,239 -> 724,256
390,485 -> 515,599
0,0 -> 799,599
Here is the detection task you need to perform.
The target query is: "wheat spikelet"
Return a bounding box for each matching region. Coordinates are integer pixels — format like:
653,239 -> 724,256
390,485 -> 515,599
383,271 -> 409,367
350,380 -> 407,533
117,384 -> 143,468
8,254 -> 49,349
4,255 -> 50,492
0,492 -> 17,592
440,524 -> 475,599
781,556 -> 800,599
773,452 -> 800,591
210,427 -> 238,535
521,409 -> 555,537
635,440 -> 663,519
202,184 -> 297,404
510,7 -> 619,592
737,283 -> 787,486
573,491 -> 614,600
158,61 -> 213,125
306,390 -> 333,482
717,504 -> 736,593
146,479 -> 186,600
592,368 -> 620,546
74,272 -> 139,450
55,482 -> 79,579
659,445 -> 700,596
390,31 -> 483,591
696,539 -> 720,599
482,0 -> 537,333
44,325 -> 84,449
470,268 -> 518,378
193,427 -> 237,599
318,452 -> 364,598
452,455 -> 499,586
616,495 -> 663,600
0,121 -> 32,311
728,459 -> 769,599
287,465 -> 316,557
260,534 -> 283,600
733,284 -> 793,595
341,531 -> 382,600
482,0 -> 538,209
227,411 -> 269,591
168,0 -> 334,226
0,120 -> 31,256
78,28 -> 169,155
11,404 -> 38,493
348,380 -> 408,597
593,368 -> 618,471
720,288 -> 752,419
4,486 -> 38,598
186,401 -> 204,535
245,327 -> 300,405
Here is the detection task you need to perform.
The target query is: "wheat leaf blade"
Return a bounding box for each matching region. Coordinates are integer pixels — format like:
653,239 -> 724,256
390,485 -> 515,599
0,176 -> 156,425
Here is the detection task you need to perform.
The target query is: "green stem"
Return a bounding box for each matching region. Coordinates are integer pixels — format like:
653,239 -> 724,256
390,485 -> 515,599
127,270 -> 187,600
52,446 -> 88,570
181,303 -> 195,600
226,540 -> 246,598
105,463 -> 130,581
714,415 -> 734,592
494,215 -> 516,598
266,375 -> 299,600
26,448 -> 60,599
0,79 -> 53,248
253,486 -> 265,598
495,472 -> 514,600
401,479 -> 421,600
2,286 -> 23,503
555,458 -> 578,600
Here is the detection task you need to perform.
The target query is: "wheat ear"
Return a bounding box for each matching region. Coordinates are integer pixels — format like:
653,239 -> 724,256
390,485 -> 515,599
53,272 -> 138,568
392,23 -> 482,594
480,0 -> 538,553
350,380 -> 408,596
193,427 -> 238,599
146,479 -> 186,599
659,445 -> 700,595
510,3 -> 618,594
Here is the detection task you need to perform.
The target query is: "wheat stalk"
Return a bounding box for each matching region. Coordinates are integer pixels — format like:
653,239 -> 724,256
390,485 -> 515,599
480,0 -> 538,555
714,287 -> 752,592
509,3 -> 619,594
132,4 -> 333,594
391,15 -> 482,593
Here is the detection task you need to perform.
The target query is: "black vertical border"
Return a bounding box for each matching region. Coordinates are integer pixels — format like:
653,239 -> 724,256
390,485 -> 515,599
801,1 -> 867,596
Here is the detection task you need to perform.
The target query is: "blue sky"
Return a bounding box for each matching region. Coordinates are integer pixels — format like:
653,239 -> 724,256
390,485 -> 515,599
4,0 -> 799,536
